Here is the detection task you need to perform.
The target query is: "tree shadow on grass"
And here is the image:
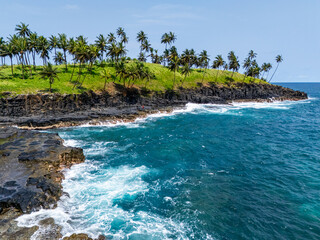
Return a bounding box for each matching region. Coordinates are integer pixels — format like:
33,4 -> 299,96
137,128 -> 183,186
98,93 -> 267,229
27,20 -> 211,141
38,88 -> 60,93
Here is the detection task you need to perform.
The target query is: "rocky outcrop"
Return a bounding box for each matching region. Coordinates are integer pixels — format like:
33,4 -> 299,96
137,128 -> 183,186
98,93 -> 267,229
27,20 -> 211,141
0,127 -> 85,214
0,83 -> 307,128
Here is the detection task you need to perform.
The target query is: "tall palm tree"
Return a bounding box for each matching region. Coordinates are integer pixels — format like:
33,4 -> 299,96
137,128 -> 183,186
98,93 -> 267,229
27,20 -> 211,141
248,50 -> 257,60
199,50 -> 210,83
40,63 -> 59,92
38,36 -> 50,65
269,55 -> 283,82
137,31 -> 147,57
228,51 -> 240,77
1,43 -> 15,75
29,32 -> 38,68
168,32 -> 177,46
49,35 -> 58,61
15,22 -> 31,38
168,54 -> 180,89
58,33 -> 68,70
95,34 -> 107,61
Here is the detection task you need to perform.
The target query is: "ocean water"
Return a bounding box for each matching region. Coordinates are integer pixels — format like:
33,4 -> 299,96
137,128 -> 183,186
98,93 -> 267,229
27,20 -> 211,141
17,83 -> 320,240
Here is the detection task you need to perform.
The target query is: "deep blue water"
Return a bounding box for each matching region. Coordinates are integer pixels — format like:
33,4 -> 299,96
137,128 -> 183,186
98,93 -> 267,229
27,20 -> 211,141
18,83 -> 320,240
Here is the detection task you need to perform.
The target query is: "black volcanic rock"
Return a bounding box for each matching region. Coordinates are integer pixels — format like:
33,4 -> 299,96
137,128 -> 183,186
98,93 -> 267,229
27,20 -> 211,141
0,128 -> 85,213
0,83 -> 307,128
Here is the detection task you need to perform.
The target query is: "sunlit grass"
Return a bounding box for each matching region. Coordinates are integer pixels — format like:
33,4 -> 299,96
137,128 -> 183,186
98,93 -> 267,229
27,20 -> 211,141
0,63 -> 267,95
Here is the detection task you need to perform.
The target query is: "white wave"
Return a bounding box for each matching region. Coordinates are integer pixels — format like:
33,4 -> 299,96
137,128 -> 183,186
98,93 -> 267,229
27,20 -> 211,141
68,97 -> 313,130
16,163 -> 193,239
62,139 -> 80,147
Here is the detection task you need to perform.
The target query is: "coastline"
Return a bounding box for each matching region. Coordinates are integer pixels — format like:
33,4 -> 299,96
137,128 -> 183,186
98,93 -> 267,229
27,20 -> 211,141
0,83 -> 308,130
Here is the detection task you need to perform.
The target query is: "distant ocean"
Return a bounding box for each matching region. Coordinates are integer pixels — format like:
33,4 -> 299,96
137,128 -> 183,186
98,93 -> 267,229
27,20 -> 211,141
18,83 -> 320,239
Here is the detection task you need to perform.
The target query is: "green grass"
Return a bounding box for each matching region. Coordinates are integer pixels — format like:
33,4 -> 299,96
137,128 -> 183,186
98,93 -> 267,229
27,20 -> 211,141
0,63 -> 267,96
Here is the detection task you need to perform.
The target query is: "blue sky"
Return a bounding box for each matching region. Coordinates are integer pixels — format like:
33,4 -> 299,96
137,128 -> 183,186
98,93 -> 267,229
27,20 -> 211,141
1,0 -> 319,82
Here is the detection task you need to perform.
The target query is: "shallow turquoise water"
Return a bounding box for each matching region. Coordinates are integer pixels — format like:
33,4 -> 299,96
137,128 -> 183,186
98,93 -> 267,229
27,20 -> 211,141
18,83 -> 320,239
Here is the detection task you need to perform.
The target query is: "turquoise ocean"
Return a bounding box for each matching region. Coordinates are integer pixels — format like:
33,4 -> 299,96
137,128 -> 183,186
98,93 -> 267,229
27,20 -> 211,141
17,83 -> 320,240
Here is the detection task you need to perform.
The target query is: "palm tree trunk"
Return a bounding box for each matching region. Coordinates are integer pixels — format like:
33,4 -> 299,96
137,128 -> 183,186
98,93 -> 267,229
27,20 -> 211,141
64,50 -> 68,71
268,63 -> 279,83
70,62 -> 76,82
10,57 -> 13,75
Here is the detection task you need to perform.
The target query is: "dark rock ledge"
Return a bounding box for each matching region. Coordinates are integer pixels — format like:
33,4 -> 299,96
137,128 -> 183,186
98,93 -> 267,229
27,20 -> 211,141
0,127 -> 90,239
0,83 -> 307,129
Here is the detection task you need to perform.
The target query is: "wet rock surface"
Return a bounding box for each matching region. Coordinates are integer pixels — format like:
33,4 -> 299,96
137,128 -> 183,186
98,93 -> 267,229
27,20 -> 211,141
0,127 -> 85,239
0,83 -> 307,128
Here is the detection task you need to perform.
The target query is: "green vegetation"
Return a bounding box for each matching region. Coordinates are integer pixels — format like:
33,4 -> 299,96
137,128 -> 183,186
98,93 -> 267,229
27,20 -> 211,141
0,22 -> 284,96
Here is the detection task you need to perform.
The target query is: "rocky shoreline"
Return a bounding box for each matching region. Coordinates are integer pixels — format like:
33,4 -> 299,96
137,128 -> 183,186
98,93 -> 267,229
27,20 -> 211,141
0,83 -> 308,239
0,83 -> 307,129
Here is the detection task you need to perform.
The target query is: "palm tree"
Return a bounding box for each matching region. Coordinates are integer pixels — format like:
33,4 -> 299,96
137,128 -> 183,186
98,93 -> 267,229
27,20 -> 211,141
168,32 -> 177,46
180,63 -> 191,87
95,34 -> 107,61
0,37 -> 6,65
38,36 -> 50,65
212,55 -> 225,80
49,35 -> 58,61
29,32 -> 38,68
15,22 -> 31,38
100,69 -> 113,91
39,63 -> 59,92
248,50 -> 257,60
115,60 -> 127,87
168,54 -> 180,89
58,33 -> 68,70
137,31 -> 147,57
1,43 -> 15,75
54,52 -> 64,65
199,50 -> 210,83
228,51 -> 240,77
117,27 -> 128,45
269,55 -> 283,82
161,33 -> 170,51
107,32 -> 116,44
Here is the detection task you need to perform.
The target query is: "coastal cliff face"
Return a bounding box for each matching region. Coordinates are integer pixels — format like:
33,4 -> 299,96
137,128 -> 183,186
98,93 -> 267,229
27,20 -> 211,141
0,83 -> 307,128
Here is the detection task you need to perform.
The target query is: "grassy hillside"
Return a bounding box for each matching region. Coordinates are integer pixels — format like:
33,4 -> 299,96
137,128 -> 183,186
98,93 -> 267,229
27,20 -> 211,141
0,62 -> 266,96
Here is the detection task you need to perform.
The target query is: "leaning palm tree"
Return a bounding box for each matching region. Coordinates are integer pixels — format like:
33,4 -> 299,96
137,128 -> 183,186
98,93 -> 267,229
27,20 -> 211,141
39,63 -> 59,92
268,55 -> 283,82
